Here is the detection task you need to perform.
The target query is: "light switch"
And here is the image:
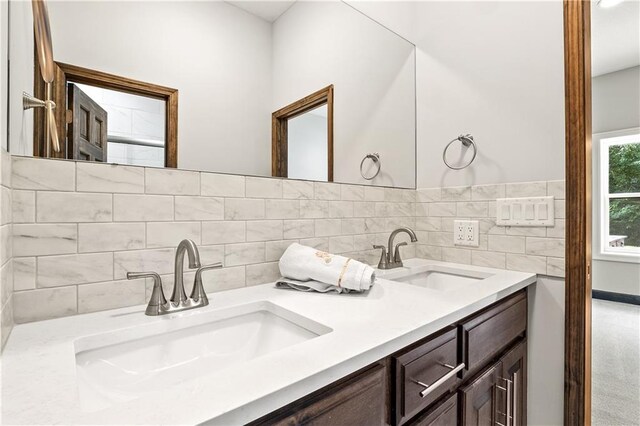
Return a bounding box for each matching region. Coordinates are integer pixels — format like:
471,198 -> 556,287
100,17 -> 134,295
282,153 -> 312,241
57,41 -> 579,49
512,204 -> 522,220
524,203 -> 535,220
537,203 -> 548,220
500,205 -> 510,220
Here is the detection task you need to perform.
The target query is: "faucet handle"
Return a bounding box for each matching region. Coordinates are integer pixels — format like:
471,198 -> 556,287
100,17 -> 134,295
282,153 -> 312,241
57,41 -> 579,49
393,242 -> 408,264
128,272 -> 167,316
190,263 -> 223,303
373,245 -> 388,269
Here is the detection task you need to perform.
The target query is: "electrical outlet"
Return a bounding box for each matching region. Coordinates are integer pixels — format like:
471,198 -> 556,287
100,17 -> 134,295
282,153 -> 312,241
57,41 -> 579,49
454,220 -> 479,247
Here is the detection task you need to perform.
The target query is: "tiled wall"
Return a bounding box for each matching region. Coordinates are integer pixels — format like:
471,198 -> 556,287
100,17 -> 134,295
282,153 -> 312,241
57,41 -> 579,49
1,149 -> 13,348
9,156 -> 416,324
415,181 -> 565,277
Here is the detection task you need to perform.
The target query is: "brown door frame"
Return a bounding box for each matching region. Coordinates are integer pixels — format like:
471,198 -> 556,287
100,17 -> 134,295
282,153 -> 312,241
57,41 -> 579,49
272,85 -> 334,181
563,1 -> 592,424
34,61 -> 178,167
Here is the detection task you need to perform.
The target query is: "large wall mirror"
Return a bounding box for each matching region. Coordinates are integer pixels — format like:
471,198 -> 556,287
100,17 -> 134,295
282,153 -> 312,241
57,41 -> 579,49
8,0 -> 417,188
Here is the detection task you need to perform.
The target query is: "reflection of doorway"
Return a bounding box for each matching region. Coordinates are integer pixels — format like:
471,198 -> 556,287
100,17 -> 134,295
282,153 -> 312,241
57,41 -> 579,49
272,85 -> 334,181
67,83 -> 108,162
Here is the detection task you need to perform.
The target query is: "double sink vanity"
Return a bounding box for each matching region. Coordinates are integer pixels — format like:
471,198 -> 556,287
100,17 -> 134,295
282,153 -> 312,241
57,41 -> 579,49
1,255 -> 535,425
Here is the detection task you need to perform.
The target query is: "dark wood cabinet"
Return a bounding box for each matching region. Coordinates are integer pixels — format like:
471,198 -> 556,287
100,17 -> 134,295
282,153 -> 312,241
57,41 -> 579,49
254,290 -> 529,426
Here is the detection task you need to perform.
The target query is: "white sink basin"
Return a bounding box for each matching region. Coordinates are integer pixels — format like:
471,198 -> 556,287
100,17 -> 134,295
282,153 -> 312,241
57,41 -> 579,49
74,301 -> 331,412
380,264 -> 493,292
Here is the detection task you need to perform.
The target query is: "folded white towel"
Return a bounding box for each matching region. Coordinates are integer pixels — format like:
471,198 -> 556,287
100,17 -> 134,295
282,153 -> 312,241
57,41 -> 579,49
278,243 -> 376,292
275,278 -> 351,293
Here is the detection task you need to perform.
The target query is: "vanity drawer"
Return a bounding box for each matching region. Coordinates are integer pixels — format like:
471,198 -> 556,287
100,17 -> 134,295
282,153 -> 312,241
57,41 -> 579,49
460,290 -> 527,375
393,328 -> 460,426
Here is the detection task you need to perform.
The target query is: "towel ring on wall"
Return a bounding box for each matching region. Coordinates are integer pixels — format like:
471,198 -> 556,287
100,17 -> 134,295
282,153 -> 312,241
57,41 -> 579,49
443,134 -> 477,170
360,153 -> 381,180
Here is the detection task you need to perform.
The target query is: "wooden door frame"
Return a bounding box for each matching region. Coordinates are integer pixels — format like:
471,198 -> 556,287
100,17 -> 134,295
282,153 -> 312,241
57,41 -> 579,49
34,61 -> 178,167
272,85 -> 334,181
563,1 -> 592,424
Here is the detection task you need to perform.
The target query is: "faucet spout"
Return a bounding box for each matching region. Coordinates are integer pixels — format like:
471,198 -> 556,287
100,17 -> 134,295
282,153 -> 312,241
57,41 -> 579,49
387,227 -> 418,254
172,239 -> 201,303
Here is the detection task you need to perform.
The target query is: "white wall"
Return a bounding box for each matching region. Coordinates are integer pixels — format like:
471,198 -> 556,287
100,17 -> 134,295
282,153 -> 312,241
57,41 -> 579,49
0,0 -> 7,151
272,1 -> 416,188
591,66 -> 640,296
288,108 -> 328,182
349,1 -> 566,188
11,0 -> 273,175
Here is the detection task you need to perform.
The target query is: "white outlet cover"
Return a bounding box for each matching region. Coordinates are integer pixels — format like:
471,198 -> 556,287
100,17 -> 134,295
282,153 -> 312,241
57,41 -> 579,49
454,220 -> 479,247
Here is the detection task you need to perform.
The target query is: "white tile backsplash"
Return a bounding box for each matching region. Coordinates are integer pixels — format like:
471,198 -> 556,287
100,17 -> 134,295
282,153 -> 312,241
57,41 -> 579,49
5,156 -> 565,326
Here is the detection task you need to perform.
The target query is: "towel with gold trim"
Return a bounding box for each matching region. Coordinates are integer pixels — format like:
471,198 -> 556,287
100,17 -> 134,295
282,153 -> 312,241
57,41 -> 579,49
277,243 -> 376,293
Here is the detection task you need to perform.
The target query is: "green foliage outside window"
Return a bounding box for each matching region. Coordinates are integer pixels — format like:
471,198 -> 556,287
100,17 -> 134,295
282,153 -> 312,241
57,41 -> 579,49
609,142 -> 640,247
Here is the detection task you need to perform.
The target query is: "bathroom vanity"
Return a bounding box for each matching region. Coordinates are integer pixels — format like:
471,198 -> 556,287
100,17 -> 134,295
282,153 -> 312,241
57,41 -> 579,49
250,289 -> 527,426
0,259 -> 535,425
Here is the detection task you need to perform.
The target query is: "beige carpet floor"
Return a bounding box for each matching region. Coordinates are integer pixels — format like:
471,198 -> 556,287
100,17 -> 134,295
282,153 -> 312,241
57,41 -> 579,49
592,299 -> 640,426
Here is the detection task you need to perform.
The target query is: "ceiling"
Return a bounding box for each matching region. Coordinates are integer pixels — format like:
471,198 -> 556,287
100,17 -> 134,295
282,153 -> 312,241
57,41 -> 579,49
591,0 -> 640,76
225,1 -> 296,23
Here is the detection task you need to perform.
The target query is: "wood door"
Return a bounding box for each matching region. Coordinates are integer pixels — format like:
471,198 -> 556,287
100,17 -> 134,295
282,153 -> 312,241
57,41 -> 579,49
67,83 -> 108,162
500,341 -> 527,426
409,393 -> 458,426
460,361 -> 504,426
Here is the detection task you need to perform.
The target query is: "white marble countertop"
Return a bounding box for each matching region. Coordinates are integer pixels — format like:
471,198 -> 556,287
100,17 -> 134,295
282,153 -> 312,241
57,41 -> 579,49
1,259 -> 535,425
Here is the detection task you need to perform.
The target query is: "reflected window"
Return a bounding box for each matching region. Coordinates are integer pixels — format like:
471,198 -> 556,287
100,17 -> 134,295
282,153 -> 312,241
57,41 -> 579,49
287,105 -> 328,181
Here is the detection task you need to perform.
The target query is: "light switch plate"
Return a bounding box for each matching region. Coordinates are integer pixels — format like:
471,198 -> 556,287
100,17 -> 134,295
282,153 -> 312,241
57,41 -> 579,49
454,220 -> 479,247
496,196 -> 555,227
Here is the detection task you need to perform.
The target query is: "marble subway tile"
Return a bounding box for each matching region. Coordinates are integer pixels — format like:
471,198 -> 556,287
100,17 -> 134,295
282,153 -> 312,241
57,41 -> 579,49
416,188 -> 441,202
526,237 -> 565,257
13,257 -> 36,291
364,218 -> 385,234
471,184 -> 505,201
13,286 -> 77,323
547,180 -> 565,200
429,202 -> 457,217
146,222 -> 200,248
354,234 -> 376,251
364,186 -> 385,202
299,237 -> 329,251
341,185 -> 365,201
246,262 -> 281,286
266,240 -> 296,262
416,245 -> 442,260
12,157 -> 75,191
76,162 -> 144,193
1,186 -> 10,225
37,192 -> 112,223
547,257 -> 565,277
415,217 -> 441,231
1,225 -> 11,264
78,279 -> 146,314
283,220 -> 314,239
342,218 -> 365,235
245,177 -> 282,198
246,220 -> 283,242
329,201 -> 354,218
441,186 -> 471,201
505,181 -> 547,198
174,196 -> 223,221
1,261 -> 13,306
201,173 -> 245,197
197,245 -> 225,265
265,199 -> 299,219
114,194 -> 174,222
415,203 -> 429,217
1,149 -> 11,186
314,182 -> 341,200
471,251 -> 506,269
283,180 -> 314,199
488,235 -> 525,253
145,168 -> 199,195
506,253 -> 547,274
329,236 -> 354,253
78,223 -> 145,252
225,242 -> 265,266
456,202 -> 489,217
299,200 -> 329,219
547,219 -> 565,238
225,198 -> 265,220
202,221 -> 246,245
555,200 -> 565,219
442,247 -> 472,264
11,190 -> 35,223
13,224 -> 77,256
427,232 -> 454,247
315,219 -> 342,237
505,226 -> 546,237
200,265 -> 246,293
114,248 -> 175,279
353,202 -> 376,218
1,301 -> 13,348
37,253 -> 113,287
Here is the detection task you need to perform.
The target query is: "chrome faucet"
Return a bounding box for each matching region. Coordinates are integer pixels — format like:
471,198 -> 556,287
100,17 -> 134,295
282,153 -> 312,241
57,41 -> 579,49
127,239 -> 222,316
373,227 -> 418,269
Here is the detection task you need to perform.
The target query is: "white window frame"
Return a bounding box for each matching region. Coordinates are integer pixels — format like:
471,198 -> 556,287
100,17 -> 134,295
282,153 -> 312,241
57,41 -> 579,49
593,127 -> 640,263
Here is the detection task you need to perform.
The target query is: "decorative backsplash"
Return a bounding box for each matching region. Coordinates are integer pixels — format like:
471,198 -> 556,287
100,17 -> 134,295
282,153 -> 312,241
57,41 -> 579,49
0,153 -> 565,331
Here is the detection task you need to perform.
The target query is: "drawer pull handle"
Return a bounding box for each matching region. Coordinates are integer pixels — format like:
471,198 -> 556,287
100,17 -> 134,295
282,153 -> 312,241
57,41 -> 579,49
413,362 -> 465,398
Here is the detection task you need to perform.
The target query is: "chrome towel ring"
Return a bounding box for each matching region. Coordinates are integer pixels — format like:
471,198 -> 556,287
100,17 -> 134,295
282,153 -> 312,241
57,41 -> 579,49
443,134 -> 477,170
360,152 -> 381,180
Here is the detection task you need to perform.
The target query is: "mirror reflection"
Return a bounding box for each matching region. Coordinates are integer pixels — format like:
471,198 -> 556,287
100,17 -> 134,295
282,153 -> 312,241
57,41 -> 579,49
9,0 -> 416,188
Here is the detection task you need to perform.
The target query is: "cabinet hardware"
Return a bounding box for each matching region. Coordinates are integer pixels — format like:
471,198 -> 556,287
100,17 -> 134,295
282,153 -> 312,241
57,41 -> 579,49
412,362 -> 465,398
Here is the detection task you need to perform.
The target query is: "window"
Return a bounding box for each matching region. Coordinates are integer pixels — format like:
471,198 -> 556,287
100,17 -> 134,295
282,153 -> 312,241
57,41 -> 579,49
594,129 -> 640,262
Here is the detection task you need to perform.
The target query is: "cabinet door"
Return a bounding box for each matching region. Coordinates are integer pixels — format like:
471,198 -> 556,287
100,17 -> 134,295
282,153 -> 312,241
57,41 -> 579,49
459,361 -> 503,426
500,340 -> 527,426
409,393 -> 458,426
